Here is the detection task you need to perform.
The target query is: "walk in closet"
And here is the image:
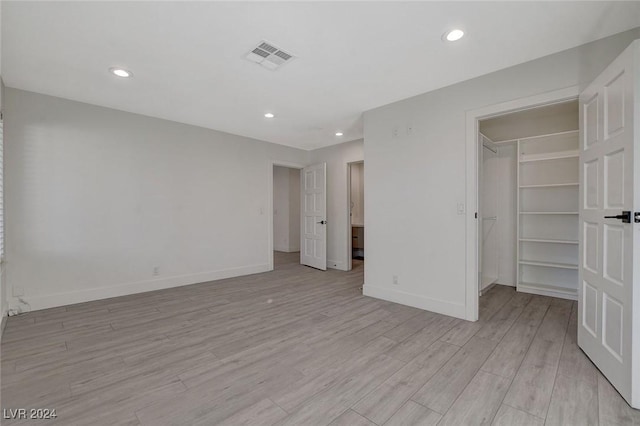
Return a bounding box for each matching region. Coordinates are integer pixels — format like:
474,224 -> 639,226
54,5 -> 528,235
478,101 -> 579,300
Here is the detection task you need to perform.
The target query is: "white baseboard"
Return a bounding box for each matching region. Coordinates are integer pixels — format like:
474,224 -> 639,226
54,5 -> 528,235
495,281 -> 516,287
17,263 -> 270,312
363,284 -> 466,319
516,284 -> 578,301
274,247 -> 300,253
327,259 -> 348,271
1,311 -> 7,339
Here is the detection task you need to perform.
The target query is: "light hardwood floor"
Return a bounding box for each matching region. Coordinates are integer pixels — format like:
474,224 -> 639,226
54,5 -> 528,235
1,251 -> 639,425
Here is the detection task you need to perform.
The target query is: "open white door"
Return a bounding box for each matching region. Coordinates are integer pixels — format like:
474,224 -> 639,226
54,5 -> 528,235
578,40 -> 639,408
301,163 -> 327,270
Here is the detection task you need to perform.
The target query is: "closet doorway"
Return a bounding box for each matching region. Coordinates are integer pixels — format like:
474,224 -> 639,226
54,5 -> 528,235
477,100 -> 579,300
348,161 -> 364,270
272,165 -> 302,270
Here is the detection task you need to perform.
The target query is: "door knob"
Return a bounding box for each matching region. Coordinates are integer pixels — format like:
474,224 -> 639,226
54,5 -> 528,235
604,211 -> 631,223
317,220 -> 327,225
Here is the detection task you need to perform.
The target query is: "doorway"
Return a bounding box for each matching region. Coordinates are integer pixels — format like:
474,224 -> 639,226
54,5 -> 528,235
476,100 -> 579,304
466,86 -> 580,321
273,165 -> 301,270
348,161 -> 364,271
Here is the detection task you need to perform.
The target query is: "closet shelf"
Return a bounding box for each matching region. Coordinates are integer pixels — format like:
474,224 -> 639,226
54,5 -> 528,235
519,149 -> 579,163
519,238 -> 578,245
519,211 -> 578,215
519,260 -> 578,270
519,183 -> 579,189
514,127 -> 579,301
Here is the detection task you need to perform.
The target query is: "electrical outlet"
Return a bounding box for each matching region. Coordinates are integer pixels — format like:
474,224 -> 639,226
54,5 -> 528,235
392,275 -> 399,285
457,203 -> 466,215
153,266 -> 160,277
12,286 -> 24,297
392,126 -> 399,138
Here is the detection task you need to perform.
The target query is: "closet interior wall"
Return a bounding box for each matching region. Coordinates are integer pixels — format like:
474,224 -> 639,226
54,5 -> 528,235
478,134 -> 518,292
480,134 -> 499,294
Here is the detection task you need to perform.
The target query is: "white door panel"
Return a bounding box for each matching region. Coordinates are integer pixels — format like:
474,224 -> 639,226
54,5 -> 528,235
578,40 -> 639,408
301,163 -> 327,270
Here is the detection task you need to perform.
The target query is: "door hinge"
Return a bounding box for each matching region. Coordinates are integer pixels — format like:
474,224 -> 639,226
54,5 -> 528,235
475,212 -> 478,219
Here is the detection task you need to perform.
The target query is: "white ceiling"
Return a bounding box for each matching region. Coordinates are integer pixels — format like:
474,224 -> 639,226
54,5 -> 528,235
3,2 -> 639,150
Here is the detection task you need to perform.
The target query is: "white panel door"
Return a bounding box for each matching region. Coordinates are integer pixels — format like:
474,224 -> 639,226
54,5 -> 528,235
578,40 -> 639,408
301,163 -> 327,270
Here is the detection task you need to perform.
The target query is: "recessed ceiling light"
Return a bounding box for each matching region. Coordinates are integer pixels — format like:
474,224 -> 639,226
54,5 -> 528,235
335,132 -> 343,137
109,67 -> 133,78
264,113 -> 275,118
443,29 -> 465,42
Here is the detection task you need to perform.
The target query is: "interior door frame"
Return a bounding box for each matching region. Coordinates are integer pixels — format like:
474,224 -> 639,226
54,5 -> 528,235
464,86 -> 579,321
346,160 -> 365,271
268,160 -> 306,271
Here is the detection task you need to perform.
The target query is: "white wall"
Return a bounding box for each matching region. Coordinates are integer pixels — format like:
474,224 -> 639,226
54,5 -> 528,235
309,139 -> 364,271
273,166 -> 300,253
494,143 -> 517,287
0,78 -> 5,328
480,140 -> 498,290
350,162 -> 364,226
363,28 -> 640,319
4,89 -> 307,311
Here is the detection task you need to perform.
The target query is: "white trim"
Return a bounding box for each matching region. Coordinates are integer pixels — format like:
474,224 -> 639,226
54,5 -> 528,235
517,282 -> 578,301
495,280 -> 516,288
364,285 -> 466,318
347,163 -> 352,271
327,259 -> 346,270
1,314 -> 7,338
268,160 -> 306,271
0,263 -> 6,335
19,263 -> 271,312
465,85 -> 580,321
274,246 -> 298,253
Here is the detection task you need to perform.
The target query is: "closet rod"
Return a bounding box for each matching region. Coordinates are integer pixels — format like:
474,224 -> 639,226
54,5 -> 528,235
482,143 -> 497,154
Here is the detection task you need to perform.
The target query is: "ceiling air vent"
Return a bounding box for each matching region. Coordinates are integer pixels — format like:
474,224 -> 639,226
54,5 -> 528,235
245,41 -> 295,71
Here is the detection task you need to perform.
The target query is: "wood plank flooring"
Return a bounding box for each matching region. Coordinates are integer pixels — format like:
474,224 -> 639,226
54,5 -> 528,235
1,251 -> 639,425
